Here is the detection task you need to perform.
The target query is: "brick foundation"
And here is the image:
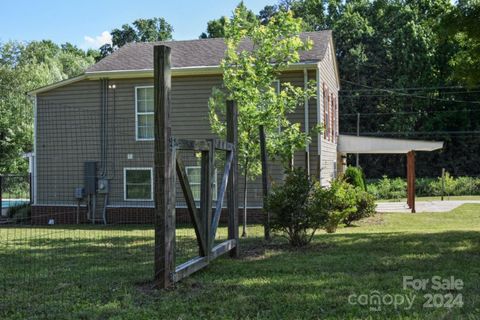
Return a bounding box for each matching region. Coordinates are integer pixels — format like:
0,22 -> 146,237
31,205 -> 265,225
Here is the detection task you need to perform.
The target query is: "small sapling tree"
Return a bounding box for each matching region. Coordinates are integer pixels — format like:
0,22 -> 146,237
209,4 -> 316,237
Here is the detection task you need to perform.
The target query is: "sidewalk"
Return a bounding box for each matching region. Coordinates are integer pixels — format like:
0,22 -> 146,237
376,200 -> 480,213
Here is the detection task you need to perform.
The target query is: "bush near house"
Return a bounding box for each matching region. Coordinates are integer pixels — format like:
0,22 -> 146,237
7,203 -> 31,224
343,166 -> 367,191
266,171 -> 360,245
265,169 -> 325,246
343,190 -> 376,226
312,179 -> 357,233
367,174 -> 480,200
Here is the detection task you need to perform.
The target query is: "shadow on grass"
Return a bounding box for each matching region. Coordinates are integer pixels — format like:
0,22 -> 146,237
1,227 -> 479,319
191,230 -> 480,319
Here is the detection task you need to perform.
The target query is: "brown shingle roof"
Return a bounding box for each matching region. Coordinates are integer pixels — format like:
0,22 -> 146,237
86,31 -> 332,73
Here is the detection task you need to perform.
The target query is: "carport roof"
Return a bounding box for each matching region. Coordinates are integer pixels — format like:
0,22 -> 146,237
338,135 -> 444,154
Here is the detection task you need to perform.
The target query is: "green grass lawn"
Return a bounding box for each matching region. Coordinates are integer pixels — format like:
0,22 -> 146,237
377,195 -> 480,202
1,205 -> 480,319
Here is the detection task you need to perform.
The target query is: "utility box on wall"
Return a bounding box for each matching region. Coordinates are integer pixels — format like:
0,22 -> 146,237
84,161 -> 97,195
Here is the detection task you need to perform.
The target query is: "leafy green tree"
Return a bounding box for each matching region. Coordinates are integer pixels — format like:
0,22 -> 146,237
199,17 -> 227,38
204,1 -> 480,178
100,18 -> 173,58
443,0 -> 480,86
199,5 -> 257,39
133,18 -> 173,42
209,4 -> 316,236
258,5 -> 279,25
0,41 -> 95,173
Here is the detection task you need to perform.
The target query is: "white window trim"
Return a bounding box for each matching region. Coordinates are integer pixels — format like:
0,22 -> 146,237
123,167 -> 154,201
135,85 -> 154,141
185,166 -> 218,201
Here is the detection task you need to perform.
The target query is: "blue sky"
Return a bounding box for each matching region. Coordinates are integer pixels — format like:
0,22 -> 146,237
0,0 -> 275,49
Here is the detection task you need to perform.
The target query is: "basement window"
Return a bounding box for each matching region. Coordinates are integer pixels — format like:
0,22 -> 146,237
124,168 -> 153,201
135,86 -> 154,140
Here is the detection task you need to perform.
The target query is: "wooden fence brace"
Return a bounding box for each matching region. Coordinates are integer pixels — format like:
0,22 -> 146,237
176,156 -> 207,256
200,141 -> 213,260
226,100 -> 239,257
210,150 -> 234,245
153,45 -> 176,289
259,125 -> 270,241
176,139 -> 210,151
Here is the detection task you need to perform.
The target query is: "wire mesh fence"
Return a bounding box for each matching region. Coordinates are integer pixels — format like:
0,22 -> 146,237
0,89 -> 243,315
0,85 -> 247,315
175,149 -> 203,265
0,96 -> 159,316
1,174 -> 31,222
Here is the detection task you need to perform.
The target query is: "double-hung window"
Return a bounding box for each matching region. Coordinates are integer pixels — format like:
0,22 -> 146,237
136,86 -> 154,140
185,166 -> 217,202
124,168 -> 153,201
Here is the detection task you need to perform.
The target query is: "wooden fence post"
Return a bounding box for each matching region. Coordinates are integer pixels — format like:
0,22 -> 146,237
154,45 -> 176,288
226,100 -> 239,257
259,125 -> 270,241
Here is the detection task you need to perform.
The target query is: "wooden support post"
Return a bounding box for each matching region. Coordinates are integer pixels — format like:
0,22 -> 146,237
407,151 -> 416,213
259,125 -> 270,241
226,100 -> 239,258
407,153 -> 411,209
154,45 -> 176,288
441,168 -> 445,201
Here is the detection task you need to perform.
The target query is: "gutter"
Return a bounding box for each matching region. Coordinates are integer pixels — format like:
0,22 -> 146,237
33,94 -> 37,205
28,62 -> 320,95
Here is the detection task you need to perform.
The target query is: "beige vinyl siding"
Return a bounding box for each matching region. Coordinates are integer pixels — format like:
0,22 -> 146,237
36,80 -> 101,206
318,41 -> 340,185
35,71 -> 319,208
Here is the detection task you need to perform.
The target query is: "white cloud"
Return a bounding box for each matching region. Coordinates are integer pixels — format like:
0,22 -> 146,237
82,31 -> 112,49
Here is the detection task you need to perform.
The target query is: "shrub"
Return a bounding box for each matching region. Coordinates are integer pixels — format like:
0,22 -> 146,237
7,203 -> 31,224
266,168 -> 324,246
343,166 -> 366,191
311,178 -> 357,233
366,173 -> 480,200
343,189 -> 377,226
367,176 -> 406,200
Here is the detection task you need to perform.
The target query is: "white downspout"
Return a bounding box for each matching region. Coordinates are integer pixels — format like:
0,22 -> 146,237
303,68 -> 310,175
316,67 -> 322,185
33,95 -> 37,205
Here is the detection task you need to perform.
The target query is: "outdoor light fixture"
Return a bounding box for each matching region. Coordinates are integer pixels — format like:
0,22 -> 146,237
341,155 -> 347,166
